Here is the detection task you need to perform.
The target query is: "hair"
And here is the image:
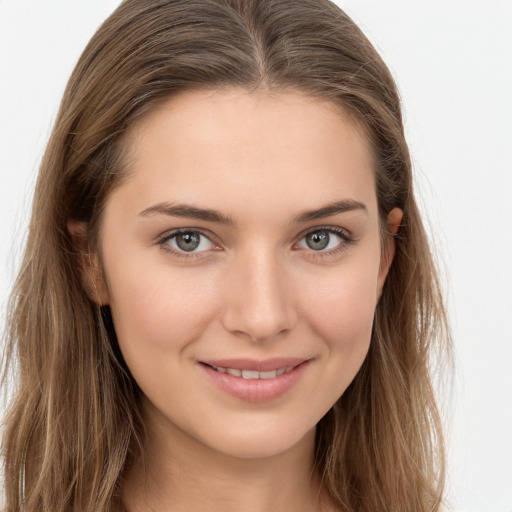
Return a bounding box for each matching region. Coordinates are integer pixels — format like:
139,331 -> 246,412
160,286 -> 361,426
1,0 -> 450,510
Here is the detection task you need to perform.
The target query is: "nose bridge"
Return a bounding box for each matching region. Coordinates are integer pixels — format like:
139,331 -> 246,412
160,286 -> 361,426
221,244 -> 297,342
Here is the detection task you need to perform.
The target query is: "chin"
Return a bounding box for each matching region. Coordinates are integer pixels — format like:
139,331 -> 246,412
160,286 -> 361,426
195,419 -> 317,461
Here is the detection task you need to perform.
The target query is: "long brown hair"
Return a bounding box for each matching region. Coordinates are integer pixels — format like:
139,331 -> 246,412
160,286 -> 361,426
1,0 -> 450,510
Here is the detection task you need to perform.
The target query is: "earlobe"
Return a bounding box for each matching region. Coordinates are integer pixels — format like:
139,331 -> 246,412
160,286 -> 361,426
377,207 -> 403,298
67,219 -> 110,306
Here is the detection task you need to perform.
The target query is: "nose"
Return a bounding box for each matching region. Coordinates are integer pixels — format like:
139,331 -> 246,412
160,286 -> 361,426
220,249 -> 298,343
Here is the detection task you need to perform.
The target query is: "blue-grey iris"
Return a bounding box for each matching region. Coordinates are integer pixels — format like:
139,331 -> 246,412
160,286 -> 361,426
176,232 -> 201,251
305,230 -> 330,250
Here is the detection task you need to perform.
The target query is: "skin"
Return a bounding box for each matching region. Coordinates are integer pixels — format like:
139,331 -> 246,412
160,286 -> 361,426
70,88 -> 402,512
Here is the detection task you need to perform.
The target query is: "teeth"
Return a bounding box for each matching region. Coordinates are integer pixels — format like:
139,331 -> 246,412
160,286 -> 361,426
259,370 -> 277,379
242,370 -> 260,380
212,365 -> 297,379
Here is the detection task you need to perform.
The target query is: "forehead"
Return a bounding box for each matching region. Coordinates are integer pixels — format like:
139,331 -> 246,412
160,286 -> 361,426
111,88 -> 378,221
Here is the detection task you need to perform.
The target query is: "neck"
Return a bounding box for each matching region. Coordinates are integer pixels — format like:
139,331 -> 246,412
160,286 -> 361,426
121,402 -> 332,512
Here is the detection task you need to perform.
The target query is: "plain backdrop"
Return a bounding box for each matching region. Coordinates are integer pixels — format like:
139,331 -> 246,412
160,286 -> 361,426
1,1 -> 511,511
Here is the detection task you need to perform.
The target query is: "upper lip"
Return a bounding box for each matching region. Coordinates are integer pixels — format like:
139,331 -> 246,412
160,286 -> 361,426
199,357 -> 310,372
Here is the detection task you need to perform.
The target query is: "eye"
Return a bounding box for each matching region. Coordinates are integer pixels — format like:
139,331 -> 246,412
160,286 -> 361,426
159,229 -> 217,256
296,227 -> 353,254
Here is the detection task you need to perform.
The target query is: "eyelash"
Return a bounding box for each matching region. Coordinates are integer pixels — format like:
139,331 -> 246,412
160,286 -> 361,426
157,226 -> 355,260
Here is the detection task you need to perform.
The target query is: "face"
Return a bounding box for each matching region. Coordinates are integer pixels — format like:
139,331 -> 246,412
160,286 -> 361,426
87,88 -> 399,460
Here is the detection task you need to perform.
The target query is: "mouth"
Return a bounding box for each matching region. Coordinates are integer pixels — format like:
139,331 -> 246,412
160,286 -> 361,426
201,363 -> 301,380
197,357 -> 312,402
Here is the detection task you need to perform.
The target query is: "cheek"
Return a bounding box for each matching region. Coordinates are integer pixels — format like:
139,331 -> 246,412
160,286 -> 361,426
326,279 -> 376,340
302,259 -> 379,343
310,288 -> 375,375
105,259 -> 219,362
297,255 -> 379,394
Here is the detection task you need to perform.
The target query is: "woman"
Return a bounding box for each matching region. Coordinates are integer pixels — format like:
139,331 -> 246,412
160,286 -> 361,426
1,0 -> 450,510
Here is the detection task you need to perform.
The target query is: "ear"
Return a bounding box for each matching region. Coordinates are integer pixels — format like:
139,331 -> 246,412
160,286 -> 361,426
377,207 -> 403,297
67,219 -> 110,306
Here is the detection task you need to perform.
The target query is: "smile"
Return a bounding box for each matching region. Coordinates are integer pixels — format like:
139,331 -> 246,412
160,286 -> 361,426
198,358 -> 312,402
208,365 -> 298,379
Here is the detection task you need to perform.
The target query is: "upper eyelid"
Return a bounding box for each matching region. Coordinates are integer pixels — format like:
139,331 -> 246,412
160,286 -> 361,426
158,227 -> 218,244
294,225 -> 353,246
297,225 -> 351,237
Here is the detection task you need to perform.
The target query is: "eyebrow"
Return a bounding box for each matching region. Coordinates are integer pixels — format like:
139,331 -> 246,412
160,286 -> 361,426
139,202 -> 235,224
139,199 -> 367,224
293,199 -> 367,222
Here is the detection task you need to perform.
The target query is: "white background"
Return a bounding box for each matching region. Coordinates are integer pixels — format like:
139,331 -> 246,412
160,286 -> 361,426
1,1 -> 511,511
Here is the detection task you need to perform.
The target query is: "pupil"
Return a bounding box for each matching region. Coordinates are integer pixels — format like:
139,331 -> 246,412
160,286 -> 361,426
306,230 -> 329,250
176,232 -> 200,251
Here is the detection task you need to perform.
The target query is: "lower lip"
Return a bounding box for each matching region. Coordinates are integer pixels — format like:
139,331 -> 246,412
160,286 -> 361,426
198,361 -> 310,403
